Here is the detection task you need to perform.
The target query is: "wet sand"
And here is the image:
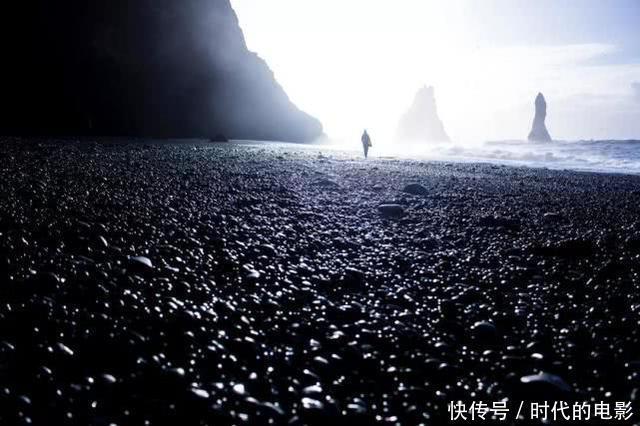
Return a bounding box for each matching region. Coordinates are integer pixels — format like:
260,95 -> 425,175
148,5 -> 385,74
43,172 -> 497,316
1,138 -> 639,424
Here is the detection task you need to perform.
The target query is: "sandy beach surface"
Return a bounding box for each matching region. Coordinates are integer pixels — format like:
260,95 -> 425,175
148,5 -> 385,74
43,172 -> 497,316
1,138 -> 640,424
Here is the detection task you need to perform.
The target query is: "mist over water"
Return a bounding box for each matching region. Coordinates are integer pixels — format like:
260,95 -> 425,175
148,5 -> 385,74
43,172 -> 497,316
259,139 -> 640,175
437,140 -> 640,174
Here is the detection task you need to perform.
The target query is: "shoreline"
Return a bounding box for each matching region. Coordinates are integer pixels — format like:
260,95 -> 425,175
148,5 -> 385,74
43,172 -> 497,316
6,136 -> 640,177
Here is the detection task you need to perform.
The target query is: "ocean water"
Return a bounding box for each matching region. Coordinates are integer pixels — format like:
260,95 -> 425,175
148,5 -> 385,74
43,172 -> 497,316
343,140 -> 640,175
411,140 -> 640,175
241,139 -> 640,175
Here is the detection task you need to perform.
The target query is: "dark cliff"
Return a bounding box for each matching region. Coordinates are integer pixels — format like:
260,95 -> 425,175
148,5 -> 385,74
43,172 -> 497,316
0,0 -> 323,142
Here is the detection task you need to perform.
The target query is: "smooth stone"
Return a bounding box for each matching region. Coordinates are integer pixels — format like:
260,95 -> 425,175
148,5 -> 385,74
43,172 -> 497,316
97,235 -> 109,247
403,183 -> 428,196
378,204 -> 404,218
347,403 -> 367,415
471,321 -> 498,342
232,383 -> 246,395
101,374 -> 117,384
261,401 -> 286,417
258,244 -> 277,257
520,372 -> 571,393
543,212 -> 563,222
242,264 -> 260,279
128,256 -> 153,269
191,388 -> 210,399
56,342 -> 75,357
168,367 -> 185,377
302,384 -> 323,395
301,397 -> 324,410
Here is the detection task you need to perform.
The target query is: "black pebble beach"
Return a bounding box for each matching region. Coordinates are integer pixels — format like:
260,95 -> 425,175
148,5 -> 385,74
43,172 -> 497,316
1,139 -> 640,424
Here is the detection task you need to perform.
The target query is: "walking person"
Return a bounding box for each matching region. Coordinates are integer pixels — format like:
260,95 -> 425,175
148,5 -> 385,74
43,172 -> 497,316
361,129 -> 372,159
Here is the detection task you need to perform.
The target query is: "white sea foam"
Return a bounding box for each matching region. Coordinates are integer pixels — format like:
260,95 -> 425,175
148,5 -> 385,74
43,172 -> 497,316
241,139 -> 640,175
424,140 -> 640,175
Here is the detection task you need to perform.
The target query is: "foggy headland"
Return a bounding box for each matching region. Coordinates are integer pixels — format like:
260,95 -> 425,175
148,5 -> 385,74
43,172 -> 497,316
0,1 -> 322,142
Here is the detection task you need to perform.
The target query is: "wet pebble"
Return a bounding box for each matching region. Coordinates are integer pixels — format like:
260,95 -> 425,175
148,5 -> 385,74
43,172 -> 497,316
128,255 -> 153,269
403,183 -> 428,196
378,204 -> 404,218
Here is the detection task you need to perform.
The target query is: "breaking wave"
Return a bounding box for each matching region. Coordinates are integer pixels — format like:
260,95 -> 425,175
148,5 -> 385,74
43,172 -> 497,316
426,140 -> 640,175
243,139 -> 640,175
330,139 -> 640,175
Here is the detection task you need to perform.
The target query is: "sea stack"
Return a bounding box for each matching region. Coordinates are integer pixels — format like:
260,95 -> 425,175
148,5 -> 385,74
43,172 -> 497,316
528,92 -> 552,142
396,86 -> 450,143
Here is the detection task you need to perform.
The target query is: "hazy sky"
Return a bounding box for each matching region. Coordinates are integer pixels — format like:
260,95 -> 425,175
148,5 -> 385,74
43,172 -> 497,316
231,0 -> 640,144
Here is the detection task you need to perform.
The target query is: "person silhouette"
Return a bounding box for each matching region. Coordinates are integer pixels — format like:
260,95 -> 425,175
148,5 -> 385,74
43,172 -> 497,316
361,129 -> 372,159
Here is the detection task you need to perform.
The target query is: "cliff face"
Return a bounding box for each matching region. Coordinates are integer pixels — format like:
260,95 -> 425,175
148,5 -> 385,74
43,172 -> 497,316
528,93 -> 552,142
396,86 -> 450,143
0,0 -> 323,142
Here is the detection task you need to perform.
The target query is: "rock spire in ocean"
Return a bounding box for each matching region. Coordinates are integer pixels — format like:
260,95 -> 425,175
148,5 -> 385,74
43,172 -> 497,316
396,86 -> 450,143
528,92 -> 552,142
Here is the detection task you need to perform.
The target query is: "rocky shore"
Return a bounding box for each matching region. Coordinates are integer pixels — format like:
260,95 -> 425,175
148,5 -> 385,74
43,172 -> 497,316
1,139 -> 640,424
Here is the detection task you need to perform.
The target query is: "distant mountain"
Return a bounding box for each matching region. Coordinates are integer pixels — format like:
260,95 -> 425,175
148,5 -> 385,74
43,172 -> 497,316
528,93 -> 552,142
0,0 -> 323,142
396,86 -> 450,143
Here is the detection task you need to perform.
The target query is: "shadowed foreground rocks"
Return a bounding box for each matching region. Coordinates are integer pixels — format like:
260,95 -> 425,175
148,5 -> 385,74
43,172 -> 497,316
1,139 -> 640,425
